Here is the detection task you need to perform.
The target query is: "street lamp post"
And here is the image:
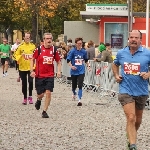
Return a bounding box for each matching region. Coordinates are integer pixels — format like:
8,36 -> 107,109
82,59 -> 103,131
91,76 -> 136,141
146,0 -> 149,48
130,0 -> 133,31
127,0 -> 131,35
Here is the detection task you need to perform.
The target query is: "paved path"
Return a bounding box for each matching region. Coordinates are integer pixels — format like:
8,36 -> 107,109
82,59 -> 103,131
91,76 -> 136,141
0,68 -> 150,150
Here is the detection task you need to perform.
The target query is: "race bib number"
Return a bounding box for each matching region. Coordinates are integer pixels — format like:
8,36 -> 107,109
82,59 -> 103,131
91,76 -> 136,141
75,59 -> 83,65
124,62 -> 140,75
2,53 -> 8,56
24,54 -> 33,60
43,56 -> 53,64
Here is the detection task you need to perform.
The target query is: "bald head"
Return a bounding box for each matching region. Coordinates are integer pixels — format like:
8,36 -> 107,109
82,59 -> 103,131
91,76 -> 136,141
128,30 -> 142,49
129,30 -> 142,39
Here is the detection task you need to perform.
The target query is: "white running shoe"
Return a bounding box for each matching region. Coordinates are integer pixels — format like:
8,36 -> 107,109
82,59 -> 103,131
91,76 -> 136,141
3,74 -> 5,77
5,72 -> 8,76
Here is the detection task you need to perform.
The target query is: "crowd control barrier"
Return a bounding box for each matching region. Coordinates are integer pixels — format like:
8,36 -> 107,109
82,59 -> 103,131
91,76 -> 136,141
54,59 -> 150,109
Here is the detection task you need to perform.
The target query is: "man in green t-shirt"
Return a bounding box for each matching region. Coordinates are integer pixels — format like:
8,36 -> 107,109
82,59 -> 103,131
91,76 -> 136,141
0,38 -> 11,77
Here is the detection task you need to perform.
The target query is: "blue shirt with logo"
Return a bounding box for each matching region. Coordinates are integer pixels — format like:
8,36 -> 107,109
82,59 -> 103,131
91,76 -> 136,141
67,47 -> 88,75
114,46 -> 150,96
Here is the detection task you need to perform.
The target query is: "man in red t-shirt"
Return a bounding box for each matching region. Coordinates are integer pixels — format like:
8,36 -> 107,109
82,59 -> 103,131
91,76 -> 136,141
30,33 -> 61,118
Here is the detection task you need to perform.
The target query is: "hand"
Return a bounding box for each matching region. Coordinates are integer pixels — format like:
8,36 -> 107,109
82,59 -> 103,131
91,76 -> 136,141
140,72 -> 150,80
57,72 -> 61,78
60,55 -> 64,59
87,66 -> 91,71
22,53 -> 25,57
93,58 -> 97,61
71,66 -> 77,70
30,71 -> 35,78
115,75 -> 122,83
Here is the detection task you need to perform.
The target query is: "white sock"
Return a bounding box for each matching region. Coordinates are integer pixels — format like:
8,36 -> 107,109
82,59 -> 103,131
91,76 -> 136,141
78,97 -> 81,102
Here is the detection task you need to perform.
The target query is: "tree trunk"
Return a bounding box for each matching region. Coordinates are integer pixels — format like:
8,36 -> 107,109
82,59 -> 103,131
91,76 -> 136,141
31,13 -> 37,44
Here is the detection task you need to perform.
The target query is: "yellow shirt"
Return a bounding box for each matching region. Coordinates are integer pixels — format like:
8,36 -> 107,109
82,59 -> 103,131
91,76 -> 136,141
13,42 -> 36,71
112,55 -> 116,60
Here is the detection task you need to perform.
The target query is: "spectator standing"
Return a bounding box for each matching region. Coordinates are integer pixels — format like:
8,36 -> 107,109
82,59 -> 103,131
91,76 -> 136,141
94,44 -> 113,63
86,40 -> 95,60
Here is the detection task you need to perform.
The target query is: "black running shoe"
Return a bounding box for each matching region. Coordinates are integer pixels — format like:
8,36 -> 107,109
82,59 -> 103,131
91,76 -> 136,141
77,102 -> 82,106
35,100 -> 41,110
130,144 -> 137,150
130,148 -> 137,150
42,111 -> 49,118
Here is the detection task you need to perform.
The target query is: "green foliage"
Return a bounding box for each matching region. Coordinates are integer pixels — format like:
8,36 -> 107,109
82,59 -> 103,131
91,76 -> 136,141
0,0 -> 147,42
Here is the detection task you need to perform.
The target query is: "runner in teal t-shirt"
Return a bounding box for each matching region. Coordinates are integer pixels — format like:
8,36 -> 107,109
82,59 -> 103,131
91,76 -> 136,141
0,38 -> 11,77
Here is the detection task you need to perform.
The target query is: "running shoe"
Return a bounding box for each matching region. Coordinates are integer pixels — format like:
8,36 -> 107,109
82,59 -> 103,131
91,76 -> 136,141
35,100 -> 41,110
130,147 -> 137,150
42,111 -> 49,118
22,99 -> 27,105
130,144 -> 137,150
28,97 -> 33,104
3,74 -> 5,77
77,102 -> 82,106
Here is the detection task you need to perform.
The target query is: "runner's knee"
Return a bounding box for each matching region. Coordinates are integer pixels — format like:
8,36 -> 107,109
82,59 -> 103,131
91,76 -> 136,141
45,90 -> 51,97
37,93 -> 44,99
127,113 -> 136,123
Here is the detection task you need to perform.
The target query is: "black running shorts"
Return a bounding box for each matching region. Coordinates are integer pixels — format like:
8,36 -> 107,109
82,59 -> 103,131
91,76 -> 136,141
1,57 -> 10,65
35,77 -> 54,95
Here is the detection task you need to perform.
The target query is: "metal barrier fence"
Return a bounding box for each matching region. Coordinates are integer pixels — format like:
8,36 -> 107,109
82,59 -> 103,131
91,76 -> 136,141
54,59 -> 150,109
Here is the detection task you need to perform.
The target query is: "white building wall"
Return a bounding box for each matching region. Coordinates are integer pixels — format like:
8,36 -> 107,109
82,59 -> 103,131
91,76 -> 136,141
64,21 -> 99,45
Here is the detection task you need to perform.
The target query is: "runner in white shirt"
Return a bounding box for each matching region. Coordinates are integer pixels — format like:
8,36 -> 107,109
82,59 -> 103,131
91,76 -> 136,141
11,39 -> 21,82
11,39 -> 20,71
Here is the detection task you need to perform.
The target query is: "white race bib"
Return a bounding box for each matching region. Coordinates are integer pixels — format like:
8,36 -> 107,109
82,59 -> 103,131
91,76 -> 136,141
75,59 -> 83,65
124,62 -> 140,75
43,56 -> 53,64
24,54 -> 33,60
2,53 -> 7,56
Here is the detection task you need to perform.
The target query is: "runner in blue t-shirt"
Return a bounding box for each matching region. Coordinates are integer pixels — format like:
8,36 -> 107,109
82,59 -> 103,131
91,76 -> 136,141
67,37 -> 89,106
112,30 -> 150,150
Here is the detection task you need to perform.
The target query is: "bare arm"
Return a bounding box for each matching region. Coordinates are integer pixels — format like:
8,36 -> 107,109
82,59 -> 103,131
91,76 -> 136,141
56,60 -> 61,78
68,61 -> 72,67
112,63 -> 119,78
57,60 -> 61,73
67,61 -> 77,70
30,58 -> 36,77
112,63 -> 122,83
30,58 -> 34,72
